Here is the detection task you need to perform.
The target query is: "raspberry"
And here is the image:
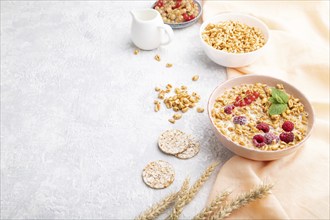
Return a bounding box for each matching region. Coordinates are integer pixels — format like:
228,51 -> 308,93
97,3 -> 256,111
280,132 -> 294,143
224,105 -> 235,114
256,122 -> 270,133
264,132 -> 279,145
282,121 -> 294,132
253,134 -> 266,148
233,116 -> 247,125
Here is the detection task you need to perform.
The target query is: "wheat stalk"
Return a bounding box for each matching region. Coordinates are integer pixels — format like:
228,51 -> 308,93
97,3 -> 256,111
193,191 -> 231,220
211,183 -> 273,220
186,162 -> 219,204
167,178 -> 190,220
167,162 -> 219,220
137,162 -> 220,220
135,192 -> 178,220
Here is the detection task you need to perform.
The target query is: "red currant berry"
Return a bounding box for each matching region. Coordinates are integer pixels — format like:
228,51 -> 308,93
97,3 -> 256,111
253,91 -> 260,98
182,13 -> 189,21
244,97 -> 252,105
173,1 -> 181,9
188,15 -> 195,20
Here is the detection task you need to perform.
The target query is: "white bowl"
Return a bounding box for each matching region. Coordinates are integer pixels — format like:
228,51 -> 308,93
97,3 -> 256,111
207,75 -> 315,161
200,12 -> 270,68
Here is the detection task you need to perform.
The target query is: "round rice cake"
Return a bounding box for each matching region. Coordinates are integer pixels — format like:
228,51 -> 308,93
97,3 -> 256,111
158,129 -> 190,155
175,137 -> 200,159
142,160 -> 175,189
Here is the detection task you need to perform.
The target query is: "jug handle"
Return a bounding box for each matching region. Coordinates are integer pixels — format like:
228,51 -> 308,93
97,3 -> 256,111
158,24 -> 174,46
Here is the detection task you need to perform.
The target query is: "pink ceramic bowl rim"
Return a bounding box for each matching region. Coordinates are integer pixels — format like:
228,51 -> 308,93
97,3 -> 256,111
207,74 -> 315,154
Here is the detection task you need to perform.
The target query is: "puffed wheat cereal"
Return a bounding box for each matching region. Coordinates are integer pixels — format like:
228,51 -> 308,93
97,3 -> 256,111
202,21 -> 266,53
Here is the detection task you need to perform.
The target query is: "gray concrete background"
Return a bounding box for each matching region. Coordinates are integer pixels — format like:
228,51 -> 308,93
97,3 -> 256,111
1,1 -> 232,219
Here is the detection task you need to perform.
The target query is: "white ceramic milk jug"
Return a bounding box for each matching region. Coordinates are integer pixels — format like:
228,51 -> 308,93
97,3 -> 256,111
130,9 -> 174,50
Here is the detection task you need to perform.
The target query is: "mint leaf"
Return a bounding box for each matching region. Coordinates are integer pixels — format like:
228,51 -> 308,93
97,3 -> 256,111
271,88 -> 289,103
269,103 -> 287,115
269,97 -> 276,104
274,94 -> 285,104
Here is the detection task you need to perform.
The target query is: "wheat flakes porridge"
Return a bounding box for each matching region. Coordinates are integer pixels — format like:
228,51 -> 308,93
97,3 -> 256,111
211,83 -> 309,151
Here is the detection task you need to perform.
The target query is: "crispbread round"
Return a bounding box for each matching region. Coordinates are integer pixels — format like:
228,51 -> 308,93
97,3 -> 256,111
175,137 -> 200,159
158,129 -> 190,155
142,160 -> 175,189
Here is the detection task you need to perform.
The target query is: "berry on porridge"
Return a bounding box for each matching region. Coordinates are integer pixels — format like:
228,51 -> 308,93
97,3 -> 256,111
211,83 -> 308,151
233,116 -> 247,125
280,132 -> 295,143
264,132 -> 279,145
256,122 -> 270,133
253,135 -> 266,148
153,0 -> 199,24
282,120 -> 294,132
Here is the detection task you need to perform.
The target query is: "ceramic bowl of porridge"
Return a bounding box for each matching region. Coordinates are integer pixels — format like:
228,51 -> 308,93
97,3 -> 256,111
207,75 -> 314,161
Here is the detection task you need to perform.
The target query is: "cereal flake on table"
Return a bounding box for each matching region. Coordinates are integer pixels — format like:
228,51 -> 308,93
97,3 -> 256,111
166,63 -> 173,68
192,75 -> 199,81
153,83 -> 202,123
154,54 -> 161,61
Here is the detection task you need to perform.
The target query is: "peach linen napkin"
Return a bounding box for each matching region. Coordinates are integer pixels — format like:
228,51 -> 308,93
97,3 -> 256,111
203,1 -> 329,219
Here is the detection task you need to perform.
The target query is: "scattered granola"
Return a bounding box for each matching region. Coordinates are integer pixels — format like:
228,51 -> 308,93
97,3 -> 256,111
154,101 -> 161,112
166,63 -> 173,68
134,49 -> 140,55
142,160 -> 175,189
164,86 -> 200,113
197,107 -> 204,113
155,54 -> 161,61
173,113 -> 182,120
153,84 -> 202,123
192,75 -> 199,81
168,118 -> 176,124
211,83 -> 308,151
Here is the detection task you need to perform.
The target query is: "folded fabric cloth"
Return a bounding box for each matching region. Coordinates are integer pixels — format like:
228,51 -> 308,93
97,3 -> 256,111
203,1 -> 329,219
